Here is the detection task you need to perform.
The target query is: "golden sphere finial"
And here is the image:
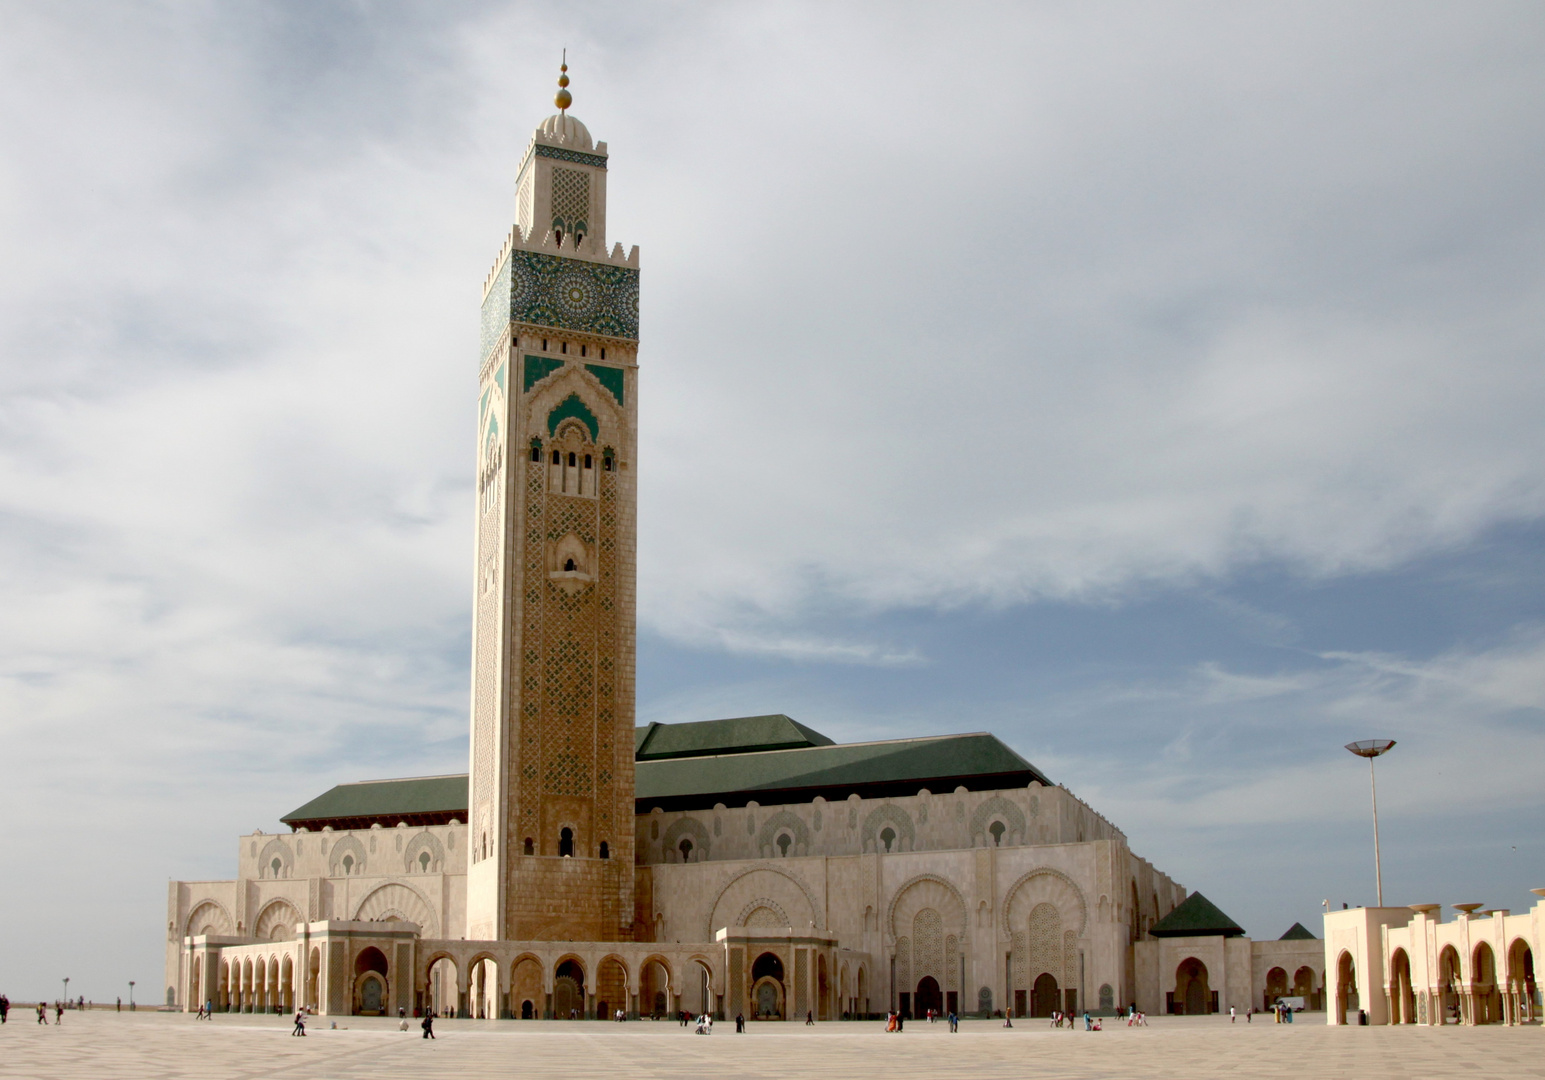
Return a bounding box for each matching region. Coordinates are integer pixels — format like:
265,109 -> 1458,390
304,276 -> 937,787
555,50 -> 571,111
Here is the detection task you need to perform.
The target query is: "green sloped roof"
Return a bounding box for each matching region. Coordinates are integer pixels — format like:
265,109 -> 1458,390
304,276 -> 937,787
635,732 -> 1047,811
279,727 -> 1052,828
281,774 -> 469,827
634,715 -> 834,760
1279,921 -> 1318,941
1149,892 -> 1246,938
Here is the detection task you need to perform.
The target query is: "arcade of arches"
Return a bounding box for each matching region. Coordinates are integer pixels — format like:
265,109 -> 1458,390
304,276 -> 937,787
1325,900 -> 1543,1027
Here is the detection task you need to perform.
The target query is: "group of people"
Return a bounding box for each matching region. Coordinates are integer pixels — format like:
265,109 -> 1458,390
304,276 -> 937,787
885,1008 -> 961,1032
1047,1010 -> 1103,1030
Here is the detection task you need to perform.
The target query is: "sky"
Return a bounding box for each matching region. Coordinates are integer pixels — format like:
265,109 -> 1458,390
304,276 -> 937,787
1,1 -> 1543,1003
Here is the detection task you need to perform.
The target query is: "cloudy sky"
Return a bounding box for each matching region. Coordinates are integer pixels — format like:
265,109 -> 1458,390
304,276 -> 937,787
2,1 -> 1543,1001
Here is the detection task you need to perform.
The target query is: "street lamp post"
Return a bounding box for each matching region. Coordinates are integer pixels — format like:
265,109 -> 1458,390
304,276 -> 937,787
63,978 -> 69,1008
128,981 -> 135,1012
1345,740 -> 1396,907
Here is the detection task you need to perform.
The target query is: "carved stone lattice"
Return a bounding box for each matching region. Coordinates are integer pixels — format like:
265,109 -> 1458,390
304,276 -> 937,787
945,935 -> 959,991
1028,902 -> 1062,983
1012,931 -> 1028,992
913,908 -> 944,989
895,937 -> 911,995
550,168 -> 591,234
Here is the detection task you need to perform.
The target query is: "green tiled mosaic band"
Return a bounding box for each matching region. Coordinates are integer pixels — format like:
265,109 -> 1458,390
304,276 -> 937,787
483,250 -> 640,356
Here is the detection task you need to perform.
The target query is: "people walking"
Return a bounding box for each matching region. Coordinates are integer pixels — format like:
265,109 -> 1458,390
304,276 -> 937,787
292,1009 -> 306,1036
55,1002 -> 63,1024
806,1009 -> 814,1025
948,1010 -> 958,1032
421,1012 -> 435,1039
0,994 -> 9,1023
37,1003 -> 47,1025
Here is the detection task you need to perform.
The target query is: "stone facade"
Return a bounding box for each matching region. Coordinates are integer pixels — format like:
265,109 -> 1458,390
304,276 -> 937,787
467,99 -> 640,944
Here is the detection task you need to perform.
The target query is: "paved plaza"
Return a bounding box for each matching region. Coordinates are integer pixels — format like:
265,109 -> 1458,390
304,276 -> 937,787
1,1011 -> 1540,1080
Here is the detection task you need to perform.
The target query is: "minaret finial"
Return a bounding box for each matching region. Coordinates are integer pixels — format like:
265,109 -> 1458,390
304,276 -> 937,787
555,49 -> 572,112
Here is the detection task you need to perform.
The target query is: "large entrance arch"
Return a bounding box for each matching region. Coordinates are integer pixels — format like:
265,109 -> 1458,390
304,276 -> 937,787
751,952 -> 784,1020
915,976 -> 942,1018
1176,958 -> 1212,1015
354,946 -> 389,1016
1030,972 -> 1059,1018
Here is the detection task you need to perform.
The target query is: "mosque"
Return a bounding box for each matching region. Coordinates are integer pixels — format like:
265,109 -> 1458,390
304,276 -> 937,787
164,68 -> 1540,1028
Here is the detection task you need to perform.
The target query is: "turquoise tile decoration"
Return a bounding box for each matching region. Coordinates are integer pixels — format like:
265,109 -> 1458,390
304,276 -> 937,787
494,362 -> 506,396
531,143 -> 608,170
585,363 -> 625,406
509,250 -> 639,341
523,354 -> 565,393
547,393 -> 600,441
480,251 -> 514,360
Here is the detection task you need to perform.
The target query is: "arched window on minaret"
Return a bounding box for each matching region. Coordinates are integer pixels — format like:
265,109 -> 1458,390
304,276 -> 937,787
548,417 -> 599,498
559,827 -> 574,858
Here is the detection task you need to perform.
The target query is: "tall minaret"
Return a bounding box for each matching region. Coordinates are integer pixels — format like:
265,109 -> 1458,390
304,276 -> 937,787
467,60 -> 640,942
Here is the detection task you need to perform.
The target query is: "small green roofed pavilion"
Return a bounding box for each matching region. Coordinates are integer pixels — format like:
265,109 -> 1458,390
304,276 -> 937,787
1148,892 -> 1246,938
1279,921 -> 1318,941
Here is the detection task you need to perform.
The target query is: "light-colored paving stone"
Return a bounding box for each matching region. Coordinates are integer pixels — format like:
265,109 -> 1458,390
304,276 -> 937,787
1,1011 -> 1541,1080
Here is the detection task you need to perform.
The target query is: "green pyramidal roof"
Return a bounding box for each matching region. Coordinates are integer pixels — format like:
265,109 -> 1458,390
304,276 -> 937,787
1148,892 -> 1246,938
634,714 -> 834,760
280,774 -> 468,830
1279,921 -> 1318,941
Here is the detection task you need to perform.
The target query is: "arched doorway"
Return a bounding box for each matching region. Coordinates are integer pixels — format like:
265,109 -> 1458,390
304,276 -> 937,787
597,957 -> 629,1020
554,959 -> 585,1019
857,966 -> 868,1017
307,948 -> 320,1012
1292,966 -> 1317,1010
1389,949 -> 1415,1024
1030,973 -> 1059,1017
355,946 -> 389,1015
1265,967 -> 1288,1011
915,976 -> 942,1018
1176,958 -> 1211,1015
751,952 -> 784,1020
817,953 -> 830,1020
1337,951 -> 1359,1025
1438,946 -> 1461,1024
1472,943 -> 1500,1024
641,958 -> 671,1019
1507,939 -> 1535,1024
511,956 -> 542,1020
279,955 -> 294,1013
427,956 -> 459,1017
685,958 -> 713,1017
467,956 -> 499,1019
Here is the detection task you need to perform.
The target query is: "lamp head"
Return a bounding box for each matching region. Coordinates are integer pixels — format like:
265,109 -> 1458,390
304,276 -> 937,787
1345,739 -> 1396,758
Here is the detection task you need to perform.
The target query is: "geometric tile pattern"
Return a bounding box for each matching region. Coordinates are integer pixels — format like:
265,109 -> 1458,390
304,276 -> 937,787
533,142 -> 608,169
510,250 -> 640,341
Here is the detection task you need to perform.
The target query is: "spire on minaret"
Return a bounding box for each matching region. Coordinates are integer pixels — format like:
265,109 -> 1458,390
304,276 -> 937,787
555,50 -> 572,112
